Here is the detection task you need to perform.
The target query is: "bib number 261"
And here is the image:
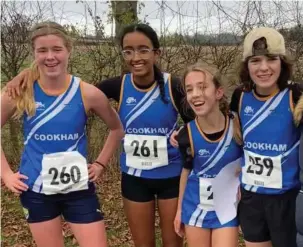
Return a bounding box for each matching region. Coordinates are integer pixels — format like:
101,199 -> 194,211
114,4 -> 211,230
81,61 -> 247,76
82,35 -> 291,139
131,140 -> 158,158
124,134 -> 168,170
49,166 -> 81,185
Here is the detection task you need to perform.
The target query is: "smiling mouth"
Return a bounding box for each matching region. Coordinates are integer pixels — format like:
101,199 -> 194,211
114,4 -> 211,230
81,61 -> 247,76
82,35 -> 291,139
45,64 -> 58,68
193,101 -> 205,107
257,74 -> 272,80
132,64 -> 145,69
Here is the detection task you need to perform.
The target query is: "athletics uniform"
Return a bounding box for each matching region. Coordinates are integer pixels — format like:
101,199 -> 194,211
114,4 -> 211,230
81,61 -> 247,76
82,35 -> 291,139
98,73 -> 193,202
230,84 -> 301,246
295,93 -> 303,247
297,122 -> 303,247
20,76 -> 103,223
178,116 -> 242,228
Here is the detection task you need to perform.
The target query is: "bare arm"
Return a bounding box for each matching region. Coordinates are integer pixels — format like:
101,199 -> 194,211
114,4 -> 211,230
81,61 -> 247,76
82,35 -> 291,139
177,168 -> 191,211
1,91 -> 28,193
83,82 -> 124,166
176,125 -> 192,210
1,92 -> 16,178
174,167 -> 190,237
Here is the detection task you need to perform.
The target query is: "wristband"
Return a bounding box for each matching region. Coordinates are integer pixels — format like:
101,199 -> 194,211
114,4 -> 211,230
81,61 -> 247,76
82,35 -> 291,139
94,161 -> 106,169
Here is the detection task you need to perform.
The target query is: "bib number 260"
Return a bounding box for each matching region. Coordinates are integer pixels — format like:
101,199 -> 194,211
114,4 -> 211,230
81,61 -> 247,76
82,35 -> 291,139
131,140 -> 158,158
49,166 -> 81,185
41,151 -> 89,195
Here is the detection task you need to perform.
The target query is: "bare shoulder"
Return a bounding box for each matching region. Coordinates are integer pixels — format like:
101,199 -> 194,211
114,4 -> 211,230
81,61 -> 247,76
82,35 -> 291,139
81,81 -> 98,94
82,81 -> 106,99
80,81 -> 108,111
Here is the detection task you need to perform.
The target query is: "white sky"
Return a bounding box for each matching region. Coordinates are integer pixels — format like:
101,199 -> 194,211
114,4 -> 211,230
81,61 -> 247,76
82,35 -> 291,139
9,1 -> 303,37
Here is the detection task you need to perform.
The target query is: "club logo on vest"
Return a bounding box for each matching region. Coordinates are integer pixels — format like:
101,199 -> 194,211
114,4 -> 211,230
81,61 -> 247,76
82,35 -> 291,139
126,127 -> 168,134
34,133 -> 79,141
244,141 -> 287,152
35,101 -> 45,111
244,106 -> 254,116
198,149 -> 211,157
126,97 -> 136,105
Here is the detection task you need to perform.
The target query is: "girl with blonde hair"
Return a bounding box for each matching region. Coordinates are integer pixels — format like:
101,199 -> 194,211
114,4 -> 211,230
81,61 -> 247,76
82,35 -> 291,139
1,21 -> 124,247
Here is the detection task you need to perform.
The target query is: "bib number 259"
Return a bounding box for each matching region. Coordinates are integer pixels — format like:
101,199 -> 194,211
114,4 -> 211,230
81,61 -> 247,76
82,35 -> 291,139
243,150 -> 282,189
49,166 -> 81,185
246,156 -> 273,176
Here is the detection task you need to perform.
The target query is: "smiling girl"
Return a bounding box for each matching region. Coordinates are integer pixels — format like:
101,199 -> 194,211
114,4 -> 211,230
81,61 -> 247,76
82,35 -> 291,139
174,64 -> 242,247
230,27 -> 302,247
5,23 -> 195,247
100,23 -> 189,247
1,21 -> 124,247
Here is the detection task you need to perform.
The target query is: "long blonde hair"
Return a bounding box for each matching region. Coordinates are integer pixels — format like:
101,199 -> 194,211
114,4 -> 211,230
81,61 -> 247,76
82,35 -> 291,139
294,94 -> 303,126
181,63 -> 243,145
13,21 -> 73,119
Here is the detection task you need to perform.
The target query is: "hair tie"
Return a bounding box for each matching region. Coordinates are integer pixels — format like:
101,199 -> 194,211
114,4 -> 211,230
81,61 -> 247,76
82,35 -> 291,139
228,111 -> 234,119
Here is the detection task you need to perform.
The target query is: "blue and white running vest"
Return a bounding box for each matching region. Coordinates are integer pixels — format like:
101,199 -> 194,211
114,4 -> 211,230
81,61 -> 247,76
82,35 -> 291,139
19,76 -> 89,195
181,117 -> 242,228
239,89 -> 300,194
118,73 -> 182,179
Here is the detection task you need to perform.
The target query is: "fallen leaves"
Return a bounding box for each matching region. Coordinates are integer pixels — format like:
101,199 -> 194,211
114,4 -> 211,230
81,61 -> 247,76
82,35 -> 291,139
1,166 -> 245,246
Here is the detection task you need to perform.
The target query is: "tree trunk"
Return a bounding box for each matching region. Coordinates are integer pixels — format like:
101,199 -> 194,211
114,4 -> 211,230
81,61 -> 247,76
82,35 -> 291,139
111,1 -> 138,39
7,120 -> 22,168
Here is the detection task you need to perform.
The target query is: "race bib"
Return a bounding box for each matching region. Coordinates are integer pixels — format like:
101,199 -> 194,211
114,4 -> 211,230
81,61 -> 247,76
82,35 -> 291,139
242,150 -> 282,189
199,178 -> 214,211
41,151 -> 89,195
124,134 -> 168,170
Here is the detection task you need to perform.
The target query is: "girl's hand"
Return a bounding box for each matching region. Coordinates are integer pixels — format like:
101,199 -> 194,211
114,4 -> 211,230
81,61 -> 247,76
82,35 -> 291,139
88,163 -> 105,182
174,209 -> 185,237
170,126 -> 183,148
5,69 -> 30,98
3,171 -> 29,195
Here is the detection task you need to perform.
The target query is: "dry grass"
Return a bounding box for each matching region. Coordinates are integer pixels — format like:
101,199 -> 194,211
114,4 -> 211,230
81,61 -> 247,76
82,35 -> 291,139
1,118 -> 245,247
3,43 -> 301,246
1,172 -> 245,247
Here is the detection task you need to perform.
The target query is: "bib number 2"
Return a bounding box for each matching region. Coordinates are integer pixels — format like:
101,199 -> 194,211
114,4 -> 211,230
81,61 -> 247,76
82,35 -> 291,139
199,178 -> 214,211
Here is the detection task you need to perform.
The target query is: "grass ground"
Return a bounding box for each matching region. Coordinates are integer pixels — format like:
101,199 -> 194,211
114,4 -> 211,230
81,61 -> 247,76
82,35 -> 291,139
0,44 -> 250,245
1,167 -> 245,246
1,116 -> 246,247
